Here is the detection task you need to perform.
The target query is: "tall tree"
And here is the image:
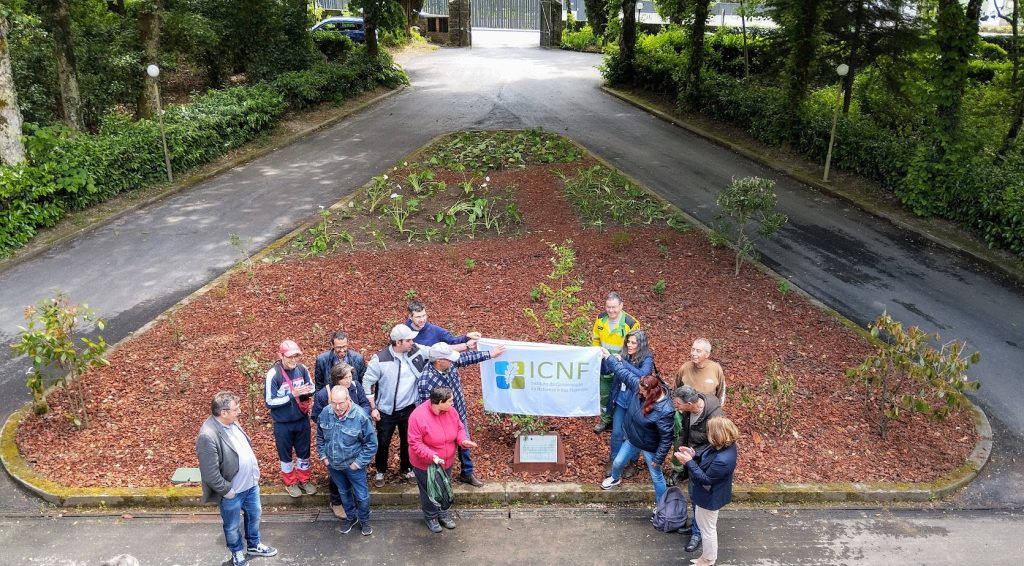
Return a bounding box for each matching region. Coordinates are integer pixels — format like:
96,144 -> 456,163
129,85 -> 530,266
619,0 -> 639,81
931,0 -> 983,155
768,0 -> 826,141
352,0 -> 404,58
0,14 -> 26,165
35,0 -> 84,130
993,0 -> 1019,88
683,0 -> 713,105
583,0 -> 608,37
136,0 -> 163,120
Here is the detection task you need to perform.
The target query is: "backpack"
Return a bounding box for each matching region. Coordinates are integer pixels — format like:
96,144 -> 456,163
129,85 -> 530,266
651,486 -> 689,533
426,463 -> 454,511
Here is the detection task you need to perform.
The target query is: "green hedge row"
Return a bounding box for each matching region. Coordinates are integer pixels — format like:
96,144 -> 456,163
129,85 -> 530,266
0,52 -> 408,256
604,38 -> 1024,255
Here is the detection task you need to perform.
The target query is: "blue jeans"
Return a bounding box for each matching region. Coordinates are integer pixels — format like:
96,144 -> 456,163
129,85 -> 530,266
458,423 -> 474,476
610,438 -> 668,504
609,405 -> 629,462
329,466 -> 371,525
219,485 -> 262,553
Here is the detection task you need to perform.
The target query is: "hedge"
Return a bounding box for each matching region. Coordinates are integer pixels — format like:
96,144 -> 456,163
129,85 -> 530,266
0,52 -> 409,256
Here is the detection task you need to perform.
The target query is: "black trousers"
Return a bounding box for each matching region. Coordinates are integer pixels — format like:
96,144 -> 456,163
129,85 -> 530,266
375,404 -> 415,473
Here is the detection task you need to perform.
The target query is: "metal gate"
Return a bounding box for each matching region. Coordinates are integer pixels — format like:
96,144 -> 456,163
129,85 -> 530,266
423,0 -> 540,31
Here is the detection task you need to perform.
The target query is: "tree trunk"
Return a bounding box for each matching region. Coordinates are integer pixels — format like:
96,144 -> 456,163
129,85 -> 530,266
0,16 -> 27,165
106,0 -> 126,15
783,0 -> 823,143
583,0 -> 608,37
366,23 -> 380,59
136,0 -> 163,120
40,0 -> 85,131
997,85 -> 1024,158
932,0 -> 983,154
619,0 -> 638,80
684,0 -> 712,104
740,1 -> 749,79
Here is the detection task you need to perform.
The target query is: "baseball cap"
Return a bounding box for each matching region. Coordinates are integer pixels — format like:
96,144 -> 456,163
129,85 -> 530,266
428,343 -> 460,362
278,340 -> 302,357
390,324 -> 419,341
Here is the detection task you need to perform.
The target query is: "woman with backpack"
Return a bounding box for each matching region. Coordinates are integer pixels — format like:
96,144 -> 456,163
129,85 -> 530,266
599,349 -> 675,507
605,330 -> 655,478
674,416 -> 740,566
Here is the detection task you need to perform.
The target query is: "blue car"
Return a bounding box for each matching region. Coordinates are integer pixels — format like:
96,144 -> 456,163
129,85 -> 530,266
311,16 -> 367,43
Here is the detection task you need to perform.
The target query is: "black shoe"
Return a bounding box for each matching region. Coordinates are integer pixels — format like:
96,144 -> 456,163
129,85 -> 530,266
677,518 -> 692,536
339,518 -> 358,534
458,474 -> 484,487
685,534 -> 702,552
425,518 -> 442,533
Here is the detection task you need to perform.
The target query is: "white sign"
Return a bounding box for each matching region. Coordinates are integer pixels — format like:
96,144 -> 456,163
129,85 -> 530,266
519,434 -> 559,463
478,338 -> 601,417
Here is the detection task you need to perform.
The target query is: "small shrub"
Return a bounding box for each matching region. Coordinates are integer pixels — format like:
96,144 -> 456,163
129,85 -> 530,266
522,240 -> 595,345
713,176 -> 788,275
845,312 -> 980,439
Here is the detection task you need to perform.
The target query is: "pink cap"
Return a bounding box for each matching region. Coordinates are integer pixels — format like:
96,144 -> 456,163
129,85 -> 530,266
278,340 -> 302,357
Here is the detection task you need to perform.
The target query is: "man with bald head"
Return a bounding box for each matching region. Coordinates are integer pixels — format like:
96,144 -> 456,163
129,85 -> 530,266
672,338 -> 726,406
317,386 -> 378,536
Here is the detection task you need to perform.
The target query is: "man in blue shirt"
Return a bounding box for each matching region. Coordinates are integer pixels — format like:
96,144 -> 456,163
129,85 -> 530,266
404,301 -> 482,352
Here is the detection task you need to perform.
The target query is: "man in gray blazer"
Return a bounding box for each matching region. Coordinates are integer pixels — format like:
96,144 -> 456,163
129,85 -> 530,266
197,392 -> 279,566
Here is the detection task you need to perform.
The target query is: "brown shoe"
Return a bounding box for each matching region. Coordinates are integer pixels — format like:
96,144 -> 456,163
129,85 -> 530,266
458,474 -> 484,487
299,481 -> 317,495
330,504 -> 346,519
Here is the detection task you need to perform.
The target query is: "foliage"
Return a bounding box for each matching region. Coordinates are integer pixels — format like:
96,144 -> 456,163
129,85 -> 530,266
0,55 -> 406,256
509,414 -> 550,436
311,30 -> 356,62
561,24 -> 600,52
522,240 -> 595,345
557,164 -> 691,231
11,293 -> 109,428
747,362 -> 796,435
426,129 -> 582,173
236,350 -> 270,429
845,312 -> 980,439
714,176 -> 788,275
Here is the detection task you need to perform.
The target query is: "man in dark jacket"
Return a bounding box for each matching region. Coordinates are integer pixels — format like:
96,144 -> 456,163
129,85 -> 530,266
314,330 -> 367,389
671,385 -> 724,553
265,339 -> 316,498
196,391 -> 278,566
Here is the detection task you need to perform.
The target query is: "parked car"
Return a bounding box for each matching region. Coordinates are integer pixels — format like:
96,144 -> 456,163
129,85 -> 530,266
311,16 -> 367,43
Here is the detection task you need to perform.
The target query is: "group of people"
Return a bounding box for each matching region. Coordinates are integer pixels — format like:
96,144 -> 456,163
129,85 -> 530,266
593,292 -> 737,566
196,294 -> 739,566
197,301 -> 502,565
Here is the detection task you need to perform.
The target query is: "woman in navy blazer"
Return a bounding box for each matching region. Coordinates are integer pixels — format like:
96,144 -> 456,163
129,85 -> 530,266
674,416 -> 739,566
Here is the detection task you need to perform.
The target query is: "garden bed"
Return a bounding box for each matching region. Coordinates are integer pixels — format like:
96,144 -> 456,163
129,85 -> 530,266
15,131 -> 976,490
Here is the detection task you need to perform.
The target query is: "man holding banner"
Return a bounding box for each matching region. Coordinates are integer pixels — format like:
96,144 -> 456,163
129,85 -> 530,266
591,292 -> 640,433
417,342 -> 505,487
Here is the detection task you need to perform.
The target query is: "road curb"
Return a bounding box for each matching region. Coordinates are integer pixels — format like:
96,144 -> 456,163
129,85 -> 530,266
0,86 -> 405,277
0,135 -> 994,509
601,86 -> 1024,285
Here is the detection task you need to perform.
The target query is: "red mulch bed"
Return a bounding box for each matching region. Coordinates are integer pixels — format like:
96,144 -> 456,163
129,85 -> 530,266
15,162 -> 976,490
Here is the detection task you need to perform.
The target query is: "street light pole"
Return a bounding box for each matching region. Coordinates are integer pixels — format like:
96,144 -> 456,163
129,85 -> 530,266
823,63 -> 849,183
146,64 -> 173,184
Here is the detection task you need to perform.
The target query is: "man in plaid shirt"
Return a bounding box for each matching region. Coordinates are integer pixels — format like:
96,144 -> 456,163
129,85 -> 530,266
416,342 -> 506,487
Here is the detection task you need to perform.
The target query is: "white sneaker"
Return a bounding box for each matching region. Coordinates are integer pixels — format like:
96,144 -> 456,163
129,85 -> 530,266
600,476 -> 621,490
373,472 -> 385,487
402,469 -> 415,480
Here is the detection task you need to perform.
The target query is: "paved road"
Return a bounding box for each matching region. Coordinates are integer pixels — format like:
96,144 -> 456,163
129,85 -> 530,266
1,507 -> 1021,565
0,30 -> 1022,517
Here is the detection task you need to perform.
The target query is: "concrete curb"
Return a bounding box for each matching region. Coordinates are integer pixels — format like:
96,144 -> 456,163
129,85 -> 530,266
0,133 -> 994,509
0,86 -> 405,277
601,86 -> 1024,285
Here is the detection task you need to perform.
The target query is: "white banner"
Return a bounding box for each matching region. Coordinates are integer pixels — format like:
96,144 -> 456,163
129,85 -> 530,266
477,338 -> 602,417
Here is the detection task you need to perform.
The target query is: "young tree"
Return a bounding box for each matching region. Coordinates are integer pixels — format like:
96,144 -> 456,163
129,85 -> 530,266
0,13 -> 26,165
713,176 -> 788,276
136,0 -> 163,120
34,0 -> 85,130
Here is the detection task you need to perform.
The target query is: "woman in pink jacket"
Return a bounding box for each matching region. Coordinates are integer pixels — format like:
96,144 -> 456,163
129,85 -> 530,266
408,386 -> 478,533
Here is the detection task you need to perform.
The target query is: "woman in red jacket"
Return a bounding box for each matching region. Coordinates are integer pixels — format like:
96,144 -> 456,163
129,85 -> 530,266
408,386 -> 478,533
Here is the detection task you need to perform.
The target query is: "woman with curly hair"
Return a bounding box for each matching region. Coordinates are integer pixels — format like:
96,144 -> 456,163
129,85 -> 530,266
599,347 -> 674,506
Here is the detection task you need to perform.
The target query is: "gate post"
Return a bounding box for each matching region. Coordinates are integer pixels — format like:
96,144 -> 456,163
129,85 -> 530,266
539,1 -> 563,48
448,0 -> 472,47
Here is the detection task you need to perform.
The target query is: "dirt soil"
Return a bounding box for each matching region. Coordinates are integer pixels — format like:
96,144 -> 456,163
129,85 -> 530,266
15,154 -> 976,490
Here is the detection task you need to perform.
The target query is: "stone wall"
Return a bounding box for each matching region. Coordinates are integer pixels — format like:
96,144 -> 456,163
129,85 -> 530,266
448,0 -> 471,47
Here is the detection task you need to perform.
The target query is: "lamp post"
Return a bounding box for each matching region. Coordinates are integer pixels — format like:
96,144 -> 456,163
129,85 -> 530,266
147,64 -> 173,183
823,63 -> 849,182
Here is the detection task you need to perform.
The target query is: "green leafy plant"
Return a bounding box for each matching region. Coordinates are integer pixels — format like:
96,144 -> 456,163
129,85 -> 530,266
610,230 -> 631,250
509,414 -> 550,436
12,293 -> 109,427
229,233 -> 259,293
172,361 -> 191,394
338,230 -> 355,249
404,288 -> 418,301
236,351 -> 270,429
558,165 -> 689,230
759,362 -> 796,436
777,279 -> 791,295
522,240 -> 595,345
306,206 -> 333,256
653,278 -> 667,299
464,257 -> 477,272
713,176 -> 788,276
845,312 -> 981,439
